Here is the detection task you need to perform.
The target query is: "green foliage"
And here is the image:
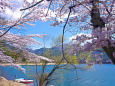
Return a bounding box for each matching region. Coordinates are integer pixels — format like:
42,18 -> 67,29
0,41 -> 25,61
53,35 -> 66,46
44,49 -> 52,58
68,55 -> 79,64
2,47 -> 7,51
53,56 -> 62,64
76,51 -> 94,61
22,57 -> 26,62
2,46 -> 22,60
4,49 -> 19,60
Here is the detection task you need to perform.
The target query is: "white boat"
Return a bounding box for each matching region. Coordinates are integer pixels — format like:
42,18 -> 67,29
15,78 -> 34,84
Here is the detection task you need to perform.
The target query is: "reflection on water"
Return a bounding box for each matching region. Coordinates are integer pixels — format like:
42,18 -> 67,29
0,64 -> 115,86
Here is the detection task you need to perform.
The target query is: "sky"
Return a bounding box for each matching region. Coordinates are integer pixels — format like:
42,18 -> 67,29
0,0 -> 76,50
0,0 -> 91,50
11,20 -> 74,50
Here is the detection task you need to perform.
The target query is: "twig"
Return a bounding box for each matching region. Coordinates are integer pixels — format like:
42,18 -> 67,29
0,23 -> 17,37
20,0 -> 44,11
0,10 -> 26,37
46,0 -> 53,16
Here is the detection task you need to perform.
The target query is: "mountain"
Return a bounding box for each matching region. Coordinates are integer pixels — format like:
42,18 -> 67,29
29,47 -> 62,56
29,47 -> 111,63
29,44 -> 71,56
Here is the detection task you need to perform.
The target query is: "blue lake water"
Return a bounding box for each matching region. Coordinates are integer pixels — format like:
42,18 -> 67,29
0,64 -> 115,86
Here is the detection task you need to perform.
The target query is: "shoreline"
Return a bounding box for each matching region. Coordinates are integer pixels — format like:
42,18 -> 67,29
0,76 -> 27,86
0,63 -> 112,66
0,63 -> 60,66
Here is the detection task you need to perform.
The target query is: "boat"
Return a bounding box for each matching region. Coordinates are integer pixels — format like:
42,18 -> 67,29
15,78 -> 34,84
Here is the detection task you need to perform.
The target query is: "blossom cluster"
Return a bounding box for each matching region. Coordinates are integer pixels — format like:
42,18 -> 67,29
0,0 -> 115,63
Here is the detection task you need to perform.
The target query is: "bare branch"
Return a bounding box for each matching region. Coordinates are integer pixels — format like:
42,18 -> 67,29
20,0 -> 44,11
46,0 -> 53,16
62,6 -> 72,63
0,23 -> 17,37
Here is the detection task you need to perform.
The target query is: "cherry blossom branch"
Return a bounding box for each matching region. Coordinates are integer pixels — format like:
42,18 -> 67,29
0,11 -> 26,37
75,0 -> 91,11
106,0 -> 115,20
0,23 -> 17,37
46,0 -> 53,16
20,0 -> 44,11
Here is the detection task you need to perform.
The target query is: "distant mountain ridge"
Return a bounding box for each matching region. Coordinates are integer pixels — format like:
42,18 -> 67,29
28,44 -> 70,56
29,47 -> 62,56
29,46 -> 111,63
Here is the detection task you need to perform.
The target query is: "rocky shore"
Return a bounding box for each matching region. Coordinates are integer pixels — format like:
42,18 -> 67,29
0,76 -> 27,86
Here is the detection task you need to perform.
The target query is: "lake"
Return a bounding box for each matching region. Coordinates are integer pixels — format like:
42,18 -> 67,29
0,64 -> 115,86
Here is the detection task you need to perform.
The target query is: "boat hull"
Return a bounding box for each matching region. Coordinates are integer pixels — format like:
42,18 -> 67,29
15,78 -> 34,84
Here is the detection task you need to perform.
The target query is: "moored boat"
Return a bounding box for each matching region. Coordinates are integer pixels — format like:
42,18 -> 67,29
15,78 -> 34,84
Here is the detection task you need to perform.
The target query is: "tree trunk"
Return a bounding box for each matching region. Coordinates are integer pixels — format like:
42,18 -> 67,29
90,0 -> 115,64
103,46 -> 115,64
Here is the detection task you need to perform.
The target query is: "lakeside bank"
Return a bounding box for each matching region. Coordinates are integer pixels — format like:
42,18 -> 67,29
1,62 -> 112,66
0,76 -> 27,86
1,63 -> 58,66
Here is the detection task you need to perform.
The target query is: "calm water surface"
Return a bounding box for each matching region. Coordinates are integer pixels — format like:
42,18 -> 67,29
0,64 -> 115,86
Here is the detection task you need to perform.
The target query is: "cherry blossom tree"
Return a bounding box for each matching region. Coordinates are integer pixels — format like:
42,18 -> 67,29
0,1 -> 114,86
0,0 -> 114,73
0,0 -> 55,74
0,0 -> 50,62
14,0 -> 115,64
